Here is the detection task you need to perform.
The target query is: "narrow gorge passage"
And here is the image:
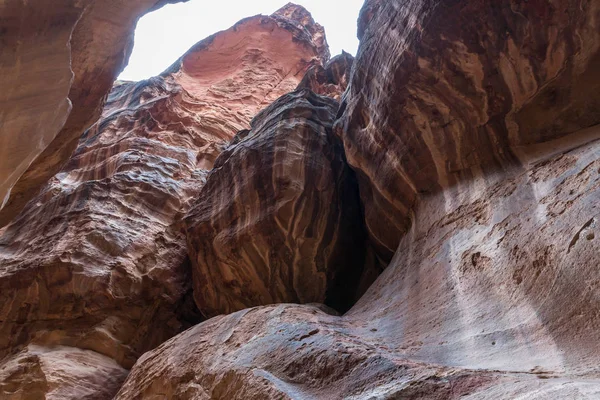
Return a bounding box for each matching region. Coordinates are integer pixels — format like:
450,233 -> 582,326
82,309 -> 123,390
1,0 -> 600,399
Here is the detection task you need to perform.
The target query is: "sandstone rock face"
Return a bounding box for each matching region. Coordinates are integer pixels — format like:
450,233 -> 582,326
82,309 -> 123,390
337,0 -> 600,261
0,345 -> 128,400
297,52 -> 354,100
117,127 -> 600,399
184,89 -> 366,318
116,304 -> 501,400
0,0 -> 186,228
0,5 -> 328,398
116,1 -> 600,398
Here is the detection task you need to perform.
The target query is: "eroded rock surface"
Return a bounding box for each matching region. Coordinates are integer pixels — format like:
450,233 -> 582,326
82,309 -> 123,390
117,0 -> 600,398
116,304 -> 501,400
0,345 -> 128,400
337,0 -> 600,260
117,125 -> 600,400
0,0 -> 186,228
0,5 -> 328,398
297,51 -> 354,100
184,89 -> 366,318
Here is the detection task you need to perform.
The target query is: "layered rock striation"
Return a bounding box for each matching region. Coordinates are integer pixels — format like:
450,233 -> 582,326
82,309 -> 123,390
117,91 -> 600,400
0,0 -> 187,228
3,0 -> 600,398
184,88 -> 365,318
117,0 -> 600,398
337,0 -> 600,261
0,5 -> 329,398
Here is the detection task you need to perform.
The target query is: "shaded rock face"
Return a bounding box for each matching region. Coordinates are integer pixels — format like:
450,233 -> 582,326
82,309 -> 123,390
0,5 -> 328,398
0,0 -> 186,228
184,89 -> 366,318
337,0 -> 600,261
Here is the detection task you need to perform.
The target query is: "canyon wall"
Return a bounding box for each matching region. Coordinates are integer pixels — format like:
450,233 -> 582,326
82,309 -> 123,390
184,88 -> 365,318
0,5 -> 330,398
0,0 -> 188,228
118,0 -> 600,398
338,0 -> 600,261
1,0 -> 599,399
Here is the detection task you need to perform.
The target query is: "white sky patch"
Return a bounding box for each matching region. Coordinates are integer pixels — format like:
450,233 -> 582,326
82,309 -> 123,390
119,0 -> 364,81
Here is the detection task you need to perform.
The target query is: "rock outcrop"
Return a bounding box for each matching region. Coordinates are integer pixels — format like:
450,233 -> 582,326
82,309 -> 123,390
0,5 -> 329,399
0,0 -> 187,228
337,0 -> 600,261
118,137 -> 600,398
116,0 -> 600,398
184,89 -> 365,318
0,345 -> 128,400
4,0 -> 600,398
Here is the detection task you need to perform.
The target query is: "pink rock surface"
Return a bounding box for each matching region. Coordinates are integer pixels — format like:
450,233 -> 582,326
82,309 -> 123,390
184,89 -> 367,318
0,4 -> 328,398
117,126 -> 600,399
3,1 -> 600,398
116,1 -> 600,398
0,0 -> 187,228
337,0 -> 600,261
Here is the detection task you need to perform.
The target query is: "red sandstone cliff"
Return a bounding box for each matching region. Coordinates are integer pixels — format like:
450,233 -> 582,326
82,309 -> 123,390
0,5 -> 330,398
118,1 -> 600,398
1,0 -> 600,399
0,0 -> 188,229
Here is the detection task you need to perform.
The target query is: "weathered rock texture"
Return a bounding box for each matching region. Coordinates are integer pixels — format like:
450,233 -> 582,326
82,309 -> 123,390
117,122 -> 600,400
297,51 -> 354,100
0,5 -> 328,398
0,345 -> 128,400
117,0 -> 600,398
184,89 -> 365,318
337,0 -> 600,261
0,0 -> 187,228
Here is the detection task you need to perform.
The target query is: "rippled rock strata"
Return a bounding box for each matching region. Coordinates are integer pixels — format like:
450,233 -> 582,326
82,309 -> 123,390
184,89 -> 366,318
117,0 -> 600,398
337,0 -> 600,261
0,4 -> 328,398
0,0 -> 186,228
117,125 -> 600,400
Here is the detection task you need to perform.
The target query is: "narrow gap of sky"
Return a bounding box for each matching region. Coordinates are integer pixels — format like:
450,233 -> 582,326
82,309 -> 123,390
119,0 -> 364,81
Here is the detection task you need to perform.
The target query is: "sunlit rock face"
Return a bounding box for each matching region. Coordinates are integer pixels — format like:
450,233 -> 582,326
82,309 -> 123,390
0,4 -> 329,398
0,0 -> 186,229
184,89 -> 366,318
117,0 -> 600,398
337,0 -> 600,261
0,345 -> 128,400
115,304 -> 501,400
